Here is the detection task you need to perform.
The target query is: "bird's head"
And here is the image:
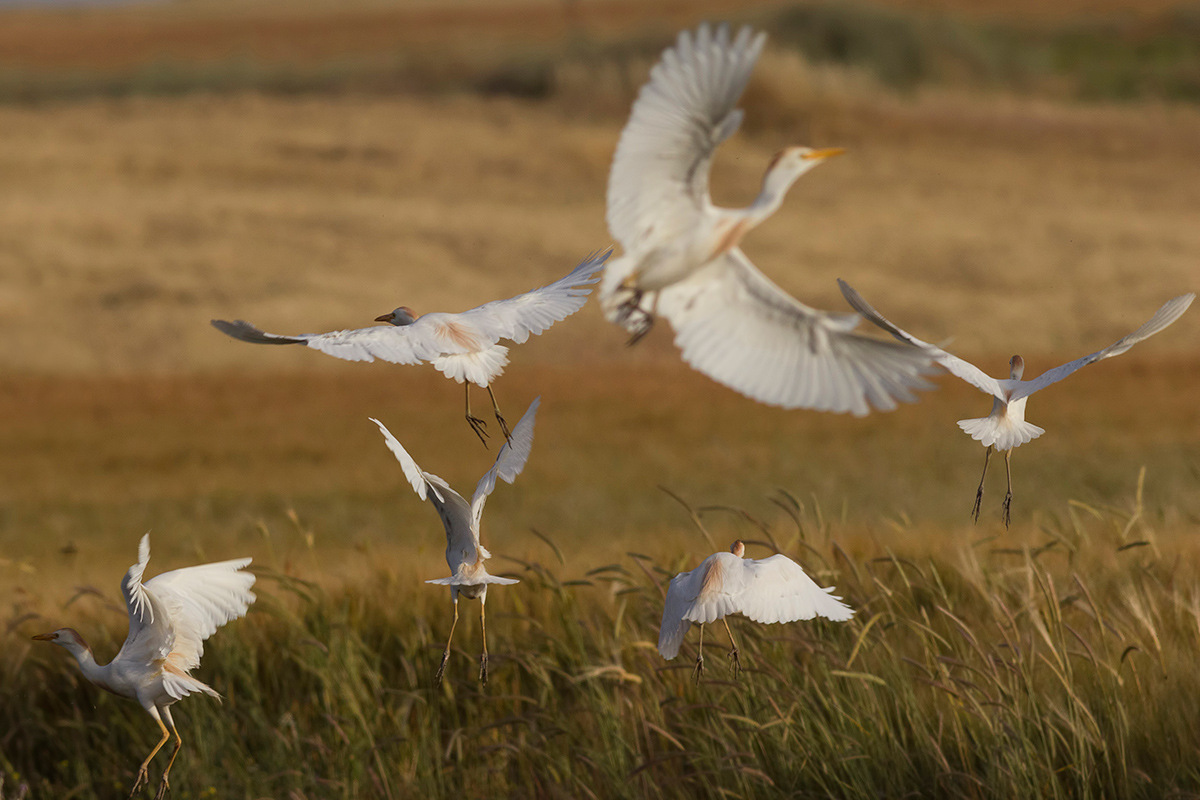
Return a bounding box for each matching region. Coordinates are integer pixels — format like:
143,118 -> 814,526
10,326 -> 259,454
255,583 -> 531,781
730,539 -> 746,558
374,307 -> 418,326
765,146 -> 845,184
1009,355 -> 1025,380
32,628 -> 88,652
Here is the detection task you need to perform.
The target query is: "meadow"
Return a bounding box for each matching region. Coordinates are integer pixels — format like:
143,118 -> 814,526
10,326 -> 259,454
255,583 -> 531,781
2,0 -> 1200,796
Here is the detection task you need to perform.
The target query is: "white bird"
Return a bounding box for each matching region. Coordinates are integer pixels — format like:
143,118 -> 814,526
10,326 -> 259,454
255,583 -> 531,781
33,535 -> 255,799
600,23 -> 935,416
839,279 -> 1196,526
213,250 -> 607,446
659,539 -> 854,682
371,397 -> 539,686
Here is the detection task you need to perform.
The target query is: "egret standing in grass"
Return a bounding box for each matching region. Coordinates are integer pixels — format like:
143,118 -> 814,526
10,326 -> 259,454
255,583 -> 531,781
601,23 -> 934,415
371,397 -> 539,685
213,250 -> 606,446
33,535 -> 255,799
659,540 -> 854,682
839,280 -> 1195,526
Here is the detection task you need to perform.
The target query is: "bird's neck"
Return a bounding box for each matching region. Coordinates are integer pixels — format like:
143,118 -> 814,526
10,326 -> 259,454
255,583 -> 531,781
62,639 -> 110,686
746,166 -> 801,225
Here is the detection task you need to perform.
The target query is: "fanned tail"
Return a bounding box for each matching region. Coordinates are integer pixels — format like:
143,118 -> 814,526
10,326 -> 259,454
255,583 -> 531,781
958,417 -> 1045,451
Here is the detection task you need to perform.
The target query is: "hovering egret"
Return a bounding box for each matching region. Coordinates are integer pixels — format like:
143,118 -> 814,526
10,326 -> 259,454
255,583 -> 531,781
600,23 -> 935,415
659,540 -> 854,682
371,397 -> 539,686
213,250 -> 607,446
33,535 -> 255,799
839,279 -> 1196,526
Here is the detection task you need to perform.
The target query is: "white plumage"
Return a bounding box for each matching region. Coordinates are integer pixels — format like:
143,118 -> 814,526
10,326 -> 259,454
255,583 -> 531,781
658,541 -> 853,679
839,279 -> 1195,525
601,23 -> 935,415
34,534 -> 255,798
371,397 -> 539,685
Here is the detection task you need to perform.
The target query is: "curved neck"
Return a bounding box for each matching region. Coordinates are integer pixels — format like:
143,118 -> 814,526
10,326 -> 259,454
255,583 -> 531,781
747,165 -> 802,224
62,639 -> 110,686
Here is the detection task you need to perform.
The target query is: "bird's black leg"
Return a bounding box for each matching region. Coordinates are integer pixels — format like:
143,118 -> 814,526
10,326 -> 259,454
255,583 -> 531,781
485,385 -> 512,444
722,618 -> 741,680
464,384 -> 489,447
615,289 -> 655,346
1002,450 -> 1014,529
692,624 -> 705,684
971,446 -> 993,523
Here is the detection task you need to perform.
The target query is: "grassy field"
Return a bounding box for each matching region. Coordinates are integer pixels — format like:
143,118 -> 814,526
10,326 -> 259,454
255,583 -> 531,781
2,0 -> 1200,796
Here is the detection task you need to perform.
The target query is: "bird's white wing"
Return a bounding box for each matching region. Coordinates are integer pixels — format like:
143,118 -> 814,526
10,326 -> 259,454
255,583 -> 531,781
453,251 -> 610,345
837,278 -> 1006,400
658,561 -> 710,659
735,554 -> 854,624
212,319 -> 452,365
1009,293 -> 1195,403
118,534 -> 255,671
470,397 -> 539,531
371,418 -> 478,560
657,250 -> 935,415
607,24 -> 766,251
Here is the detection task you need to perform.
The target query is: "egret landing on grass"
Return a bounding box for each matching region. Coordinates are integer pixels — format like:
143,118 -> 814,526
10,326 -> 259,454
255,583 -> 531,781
600,23 -> 935,415
33,535 -> 255,799
839,279 -> 1196,527
213,250 -> 607,447
372,398 -> 539,686
659,540 -> 854,683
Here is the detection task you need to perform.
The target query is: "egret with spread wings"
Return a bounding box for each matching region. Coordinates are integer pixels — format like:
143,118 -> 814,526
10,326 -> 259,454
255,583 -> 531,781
372,397 -> 539,686
214,251 -> 606,446
601,23 -> 934,415
33,535 -> 255,799
659,540 -> 854,682
839,279 -> 1195,526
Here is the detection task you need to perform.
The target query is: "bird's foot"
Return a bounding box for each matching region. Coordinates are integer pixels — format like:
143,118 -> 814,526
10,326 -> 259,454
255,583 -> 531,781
1002,491 -> 1013,529
130,767 -> 150,797
495,413 -> 512,444
614,292 -> 654,346
728,646 -> 741,680
971,487 -> 984,524
466,414 -> 490,448
434,648 -> 450,688
479,652 -> 489,686
153,775 -> 171,800
692,653 -> 705,685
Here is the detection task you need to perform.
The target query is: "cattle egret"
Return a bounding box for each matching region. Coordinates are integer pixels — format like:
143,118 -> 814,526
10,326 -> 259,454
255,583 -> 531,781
839,279 -> 1196,526
600,23 -> 935,415
371,398 -> 539,686
659,540 -> 854,682
213,251 -> 607,446
33,535 -> 255,799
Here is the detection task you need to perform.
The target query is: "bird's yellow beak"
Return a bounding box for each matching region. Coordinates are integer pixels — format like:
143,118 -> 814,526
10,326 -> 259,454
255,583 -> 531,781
802,147 -> 846,160
374,313 -> 392,323
32,632 -> 56,641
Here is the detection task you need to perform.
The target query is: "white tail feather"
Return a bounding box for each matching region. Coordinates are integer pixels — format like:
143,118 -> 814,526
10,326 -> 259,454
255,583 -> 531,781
958,417 -> 1045,451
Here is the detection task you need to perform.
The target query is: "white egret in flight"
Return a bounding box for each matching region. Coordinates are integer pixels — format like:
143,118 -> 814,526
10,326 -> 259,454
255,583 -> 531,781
839,279 -> 1196,526
33,535 -> 255,799
371,397 -> 539,686
214,251 -> 607,446
600,23 -> 935,415
659,539 -> 854,682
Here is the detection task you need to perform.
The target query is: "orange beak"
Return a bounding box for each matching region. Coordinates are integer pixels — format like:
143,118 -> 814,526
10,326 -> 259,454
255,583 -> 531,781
802,147 -> 846,160
32,632 -> 56,641
374,313 -> 392,323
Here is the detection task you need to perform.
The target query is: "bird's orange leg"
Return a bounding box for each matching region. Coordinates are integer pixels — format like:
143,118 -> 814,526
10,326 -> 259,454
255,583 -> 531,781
971,446 -> 993,523
479,597 -> 490,686
692,624 -> 705,684
464,384 -> 489,447
1002,450 -> 1014,529
131,714 -> 171,797
154,710 -> 182,800
485,385 -> 512,443
722,618 -> 741,679
435,596 -> 459,687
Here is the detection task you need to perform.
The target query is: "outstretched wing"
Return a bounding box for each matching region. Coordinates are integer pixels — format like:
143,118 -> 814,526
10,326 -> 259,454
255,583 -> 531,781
453,252 -> 610,345
735,554 -> 854,624
657,250 -> 935,415
118,534 -> 255,671
607,24 -> 766,251
837,278 -> 1005,401
470,397 -> 540,531
370,418 -> 478,563
658,561 -> 708,659
212,318 -> 447,365
1009,293 -> 1195,403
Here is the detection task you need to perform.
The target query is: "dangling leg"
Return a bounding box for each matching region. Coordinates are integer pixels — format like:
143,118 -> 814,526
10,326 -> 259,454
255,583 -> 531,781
131,707 -> 171,797
971,446 -> 993,523
465,384 -> 489,447
479,591 -> 490,685
434,591 -> 459,687
1002,450 -> 1014,529
722,618 -> 741,679
485,385 -> 512,443
692,624 -> 706,684
623,291 -> 657,346
154,706 -> 182,800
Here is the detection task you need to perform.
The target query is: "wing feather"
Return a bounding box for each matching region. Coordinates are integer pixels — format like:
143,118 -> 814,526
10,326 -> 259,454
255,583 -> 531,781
658,559 -> 711,659
735,554 -> 854,624
212,318 -> 445,365
470,397 -> 540,530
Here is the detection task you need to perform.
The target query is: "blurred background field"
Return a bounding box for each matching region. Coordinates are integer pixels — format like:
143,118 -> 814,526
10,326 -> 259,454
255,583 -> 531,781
1,0 -> 1199,796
